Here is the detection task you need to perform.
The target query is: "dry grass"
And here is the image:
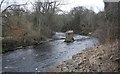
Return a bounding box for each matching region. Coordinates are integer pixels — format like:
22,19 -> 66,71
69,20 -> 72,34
48,41 -> 120,72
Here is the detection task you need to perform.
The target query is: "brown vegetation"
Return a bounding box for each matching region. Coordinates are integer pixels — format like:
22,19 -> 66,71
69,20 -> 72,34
48,41 -> 120,72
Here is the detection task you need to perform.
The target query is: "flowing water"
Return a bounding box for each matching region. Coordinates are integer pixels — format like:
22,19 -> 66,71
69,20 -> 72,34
2,32 -> 99,72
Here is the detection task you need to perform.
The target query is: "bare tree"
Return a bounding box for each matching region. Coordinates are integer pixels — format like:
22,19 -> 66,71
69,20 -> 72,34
0,0 -> 5,11
34,0 -> 63,32
104,2 -> 119,41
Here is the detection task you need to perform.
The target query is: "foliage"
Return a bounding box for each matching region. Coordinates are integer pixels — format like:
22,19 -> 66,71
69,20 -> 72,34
61,6 -> 98,35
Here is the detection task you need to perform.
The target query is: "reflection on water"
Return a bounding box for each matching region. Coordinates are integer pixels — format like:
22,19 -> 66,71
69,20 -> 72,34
2,32 -> 99,72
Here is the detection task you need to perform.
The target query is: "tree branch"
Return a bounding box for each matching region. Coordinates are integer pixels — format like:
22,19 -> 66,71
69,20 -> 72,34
0,0 -> 5,10
2,3 -> 27,13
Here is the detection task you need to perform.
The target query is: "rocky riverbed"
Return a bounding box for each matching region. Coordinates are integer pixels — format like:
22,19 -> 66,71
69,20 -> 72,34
48,41 -> 120,72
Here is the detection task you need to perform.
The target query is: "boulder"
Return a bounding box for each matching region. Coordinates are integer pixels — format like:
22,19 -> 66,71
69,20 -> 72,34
65,30 -> 74,42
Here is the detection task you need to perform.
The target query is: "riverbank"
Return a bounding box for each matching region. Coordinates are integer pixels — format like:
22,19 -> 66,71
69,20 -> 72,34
48,41 -> 120,72
2,36 -> 53,53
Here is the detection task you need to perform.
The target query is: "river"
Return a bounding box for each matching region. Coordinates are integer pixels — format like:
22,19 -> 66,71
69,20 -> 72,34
2,32 -> 99,72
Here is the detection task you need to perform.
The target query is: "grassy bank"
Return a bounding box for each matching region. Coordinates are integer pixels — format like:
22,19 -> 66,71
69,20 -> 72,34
48,41 -> 120,72
2,36 -> 48,53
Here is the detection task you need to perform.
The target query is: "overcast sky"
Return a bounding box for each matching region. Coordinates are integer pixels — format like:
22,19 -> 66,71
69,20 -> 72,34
60,0 -> 104,13
1,0 -> 105,13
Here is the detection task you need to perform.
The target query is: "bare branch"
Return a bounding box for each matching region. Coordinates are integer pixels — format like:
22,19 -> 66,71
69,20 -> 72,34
2,3 -> 27,13
0,0 -> 5,10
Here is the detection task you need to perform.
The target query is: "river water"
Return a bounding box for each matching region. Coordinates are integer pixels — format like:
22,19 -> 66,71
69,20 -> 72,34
2,32 -> 99,72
